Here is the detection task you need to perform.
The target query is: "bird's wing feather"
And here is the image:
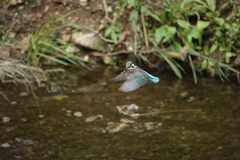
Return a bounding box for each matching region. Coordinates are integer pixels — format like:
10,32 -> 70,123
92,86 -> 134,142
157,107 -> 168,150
112,72 -> 131,81
119,72 -> 148,92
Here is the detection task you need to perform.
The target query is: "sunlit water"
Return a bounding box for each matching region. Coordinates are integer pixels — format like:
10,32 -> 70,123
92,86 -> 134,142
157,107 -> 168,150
0,68 -> 240,159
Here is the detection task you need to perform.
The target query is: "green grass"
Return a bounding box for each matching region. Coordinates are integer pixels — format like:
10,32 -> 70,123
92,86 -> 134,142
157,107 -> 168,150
27,9 -> 89,69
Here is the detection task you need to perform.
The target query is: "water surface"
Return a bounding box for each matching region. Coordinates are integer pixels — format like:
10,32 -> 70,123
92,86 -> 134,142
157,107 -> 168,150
1,69 -> 240,159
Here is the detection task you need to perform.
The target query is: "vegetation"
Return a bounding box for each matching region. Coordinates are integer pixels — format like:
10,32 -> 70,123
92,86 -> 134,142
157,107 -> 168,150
102,0 -> 240,82
0,59 -> 46,87
1,0 -> 240,85
27,10 -> 89,69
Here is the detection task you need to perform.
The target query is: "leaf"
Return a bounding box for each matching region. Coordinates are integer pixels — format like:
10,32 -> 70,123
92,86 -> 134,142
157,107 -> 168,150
110,31 -> 118,44
166,26 -> 177,35
192,5 -> 207,13
189,29 -> 202,44
225,52 -> 236,63
140,5 -> 147,14
155,52 -> 182,79
143,9 -> 161,22
188,55 -> 197,83
196,21 -> 210,31
201,59 -> 207,70
176,19 -> 190,29
224,23 -> 230,30
129,10 -> 139,32
209,44 -> 218,54
155,27 -> 165,44
104,27 -> 112,37
163,55 -> 182,78
215,17 -> 225,26
127,0 -> 135,5
203,44 -> 209,54
207,0 -> 216,12
155,26 -> 176,44
53,95 -> 68,100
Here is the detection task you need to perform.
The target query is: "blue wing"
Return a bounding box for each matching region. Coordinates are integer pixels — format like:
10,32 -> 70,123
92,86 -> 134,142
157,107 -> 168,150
119,72 -> 148,92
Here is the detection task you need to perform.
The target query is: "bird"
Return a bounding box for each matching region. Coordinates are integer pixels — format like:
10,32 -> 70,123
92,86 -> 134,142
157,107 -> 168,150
113,61 -> 159,92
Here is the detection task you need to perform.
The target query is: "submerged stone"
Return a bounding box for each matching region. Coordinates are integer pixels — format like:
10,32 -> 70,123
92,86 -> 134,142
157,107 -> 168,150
2,117 -> 10,123
120,118 -> 135,124
73,111 -> 82,117
1,143 -> 11,148
85,115 -> 103,123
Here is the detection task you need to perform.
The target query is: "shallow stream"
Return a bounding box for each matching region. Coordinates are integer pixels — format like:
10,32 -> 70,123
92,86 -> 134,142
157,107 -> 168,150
0,68 -> 240,159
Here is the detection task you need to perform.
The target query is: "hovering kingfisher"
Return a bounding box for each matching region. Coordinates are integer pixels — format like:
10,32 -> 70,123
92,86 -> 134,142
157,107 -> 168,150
113,61 -> 159,92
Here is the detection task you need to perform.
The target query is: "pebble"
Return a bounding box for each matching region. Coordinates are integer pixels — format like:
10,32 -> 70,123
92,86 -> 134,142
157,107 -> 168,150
21,118 -> 27,122
11,101 -> 17,105
73,111 -> 82,117
38,115 -> 44,118
187,96 -> 196,102
120,118 -> 135,124
1,143 -> 11,148
66,110 -> 72,113
144,122 -> 155,130
180,91 -> 188,97
2,117 -> 10,123
20,92 -> 28,96
85,115 -> 103,123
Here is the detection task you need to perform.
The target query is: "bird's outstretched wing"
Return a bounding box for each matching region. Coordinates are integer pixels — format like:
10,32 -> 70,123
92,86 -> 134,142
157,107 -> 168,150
112,72 -> 131,81
119,72 -> 148,92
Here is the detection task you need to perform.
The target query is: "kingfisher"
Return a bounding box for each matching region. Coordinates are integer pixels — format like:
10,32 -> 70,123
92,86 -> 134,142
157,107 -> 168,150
113,61 -> 159,92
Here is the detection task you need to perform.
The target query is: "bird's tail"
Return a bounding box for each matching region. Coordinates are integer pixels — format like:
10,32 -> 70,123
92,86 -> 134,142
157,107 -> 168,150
143,71 -> 160,83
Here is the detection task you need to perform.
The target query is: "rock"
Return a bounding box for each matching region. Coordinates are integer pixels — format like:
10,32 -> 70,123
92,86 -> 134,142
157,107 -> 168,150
65,45 -> 79,53
73,111 -> 82,117
120,118 -> 135,124
180,91 -> 188,98
20,92 -> 28,96
11,101 -> 17,105
60,34 -> 71,42
2,117 -> 10,123
79,0 -> 88,6
72,32 -> 107,51
1,143 -> 11,148
144,122 -> 154,130
8,31 -> 16,38
21,118 -> 27,122
38,115 -> 44,118
66,110 -> 72,113
17,0 -> 23,3
187,96 -> 196,102
85,115 -> 103,123
15,138 -> 34,145
10,0 -> 17,5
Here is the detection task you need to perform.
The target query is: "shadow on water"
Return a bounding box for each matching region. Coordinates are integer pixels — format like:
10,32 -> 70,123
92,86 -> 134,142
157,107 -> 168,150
0,68 -> 240,159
